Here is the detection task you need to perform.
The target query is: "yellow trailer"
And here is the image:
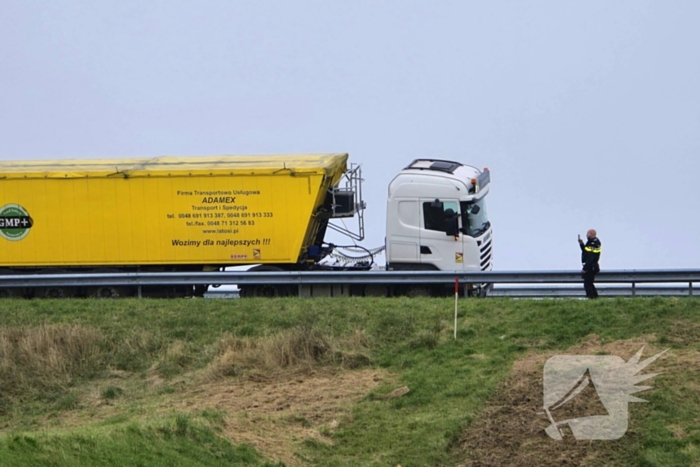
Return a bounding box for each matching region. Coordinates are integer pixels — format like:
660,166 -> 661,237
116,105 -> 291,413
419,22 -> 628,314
0,153 -> 494,299
0,154 -> 349,269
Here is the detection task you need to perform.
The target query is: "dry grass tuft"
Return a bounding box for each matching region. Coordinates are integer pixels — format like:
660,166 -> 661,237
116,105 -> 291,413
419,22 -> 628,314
152,340 -> 196,378
204,327 -> 371,381
269,326 -> 333,368
0,324 -> 106,398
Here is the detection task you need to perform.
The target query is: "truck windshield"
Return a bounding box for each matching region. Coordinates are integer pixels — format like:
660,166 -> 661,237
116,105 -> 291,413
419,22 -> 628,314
460,198 -> 490,237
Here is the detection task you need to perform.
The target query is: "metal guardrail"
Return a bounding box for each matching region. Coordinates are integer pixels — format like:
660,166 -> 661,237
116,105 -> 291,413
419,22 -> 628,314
0,269 -> 698,297
488,285 -> 695,298
204,285 -> 696,299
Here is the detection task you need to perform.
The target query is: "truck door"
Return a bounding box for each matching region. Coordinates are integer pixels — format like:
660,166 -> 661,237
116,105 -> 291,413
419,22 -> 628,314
419,199 -> 465,271
386,199 -> 421,265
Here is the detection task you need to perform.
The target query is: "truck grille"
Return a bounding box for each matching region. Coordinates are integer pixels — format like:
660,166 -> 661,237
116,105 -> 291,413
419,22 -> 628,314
477,230 -> 493,271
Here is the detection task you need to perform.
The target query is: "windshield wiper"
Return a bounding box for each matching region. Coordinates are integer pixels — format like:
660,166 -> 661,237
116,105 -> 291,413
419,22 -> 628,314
470,221 -> 491,237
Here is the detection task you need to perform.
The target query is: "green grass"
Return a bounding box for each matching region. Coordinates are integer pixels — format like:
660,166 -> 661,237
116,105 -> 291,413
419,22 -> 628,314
0,414 -> 282,467
0,297 -> 698,466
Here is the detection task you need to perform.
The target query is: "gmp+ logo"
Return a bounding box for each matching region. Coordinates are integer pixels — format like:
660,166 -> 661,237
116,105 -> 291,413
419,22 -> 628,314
0,204 -> 34,241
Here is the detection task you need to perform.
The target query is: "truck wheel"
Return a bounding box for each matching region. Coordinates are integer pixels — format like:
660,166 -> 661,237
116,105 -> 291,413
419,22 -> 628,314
244,284 -> 283,298
43,287 -> 67,299
193,285 -> 208,297
238,265 -> 291,298
0,288 -> 15,298
93,286 -> 120,299
405,285 -> 431,298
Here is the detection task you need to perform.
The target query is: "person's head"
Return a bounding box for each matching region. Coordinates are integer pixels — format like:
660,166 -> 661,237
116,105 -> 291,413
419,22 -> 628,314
586,229 -> 597,239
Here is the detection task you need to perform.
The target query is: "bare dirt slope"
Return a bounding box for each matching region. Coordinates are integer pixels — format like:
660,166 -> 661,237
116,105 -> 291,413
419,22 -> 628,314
456,335 -> 673,467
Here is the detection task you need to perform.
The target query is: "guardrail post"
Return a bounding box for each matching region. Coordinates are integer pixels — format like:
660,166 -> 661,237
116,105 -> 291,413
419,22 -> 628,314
138,285 -> 142,299
298,283 -> 302,298
632,282 -> 636,297
690,282 -> 693,297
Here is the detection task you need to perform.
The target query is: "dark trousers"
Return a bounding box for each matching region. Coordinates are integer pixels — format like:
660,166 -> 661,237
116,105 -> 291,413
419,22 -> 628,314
582,270 -> 598,298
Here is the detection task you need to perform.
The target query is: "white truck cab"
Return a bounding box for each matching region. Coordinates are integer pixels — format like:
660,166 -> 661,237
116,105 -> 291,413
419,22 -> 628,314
386,159 -> 493,276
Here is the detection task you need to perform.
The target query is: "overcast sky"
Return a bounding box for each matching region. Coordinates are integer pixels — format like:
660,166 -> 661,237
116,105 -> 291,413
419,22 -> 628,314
2,1 -> 699,270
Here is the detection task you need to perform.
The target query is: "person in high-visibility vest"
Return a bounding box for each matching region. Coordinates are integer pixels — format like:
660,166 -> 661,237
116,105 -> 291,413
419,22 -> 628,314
578,229 -> 601,299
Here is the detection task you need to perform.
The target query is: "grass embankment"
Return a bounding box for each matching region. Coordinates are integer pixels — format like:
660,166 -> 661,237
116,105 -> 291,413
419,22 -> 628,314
0,297 -> 698,466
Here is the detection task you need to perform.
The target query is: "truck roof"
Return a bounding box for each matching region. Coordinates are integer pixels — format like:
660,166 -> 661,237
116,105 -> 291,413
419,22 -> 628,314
0,153 -> 348,179
389,158 -> 489,199
404,159 -> 463,174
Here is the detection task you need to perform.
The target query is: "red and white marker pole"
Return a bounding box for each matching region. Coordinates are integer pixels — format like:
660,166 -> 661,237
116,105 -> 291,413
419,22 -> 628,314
454,277 -> 459,340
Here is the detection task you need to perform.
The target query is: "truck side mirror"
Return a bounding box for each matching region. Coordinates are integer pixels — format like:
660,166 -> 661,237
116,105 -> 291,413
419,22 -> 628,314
444,209 -> 459,236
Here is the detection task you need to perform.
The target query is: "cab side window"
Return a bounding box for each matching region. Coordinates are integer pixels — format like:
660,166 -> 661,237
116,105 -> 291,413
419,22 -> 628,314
422,201 -> 459,232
